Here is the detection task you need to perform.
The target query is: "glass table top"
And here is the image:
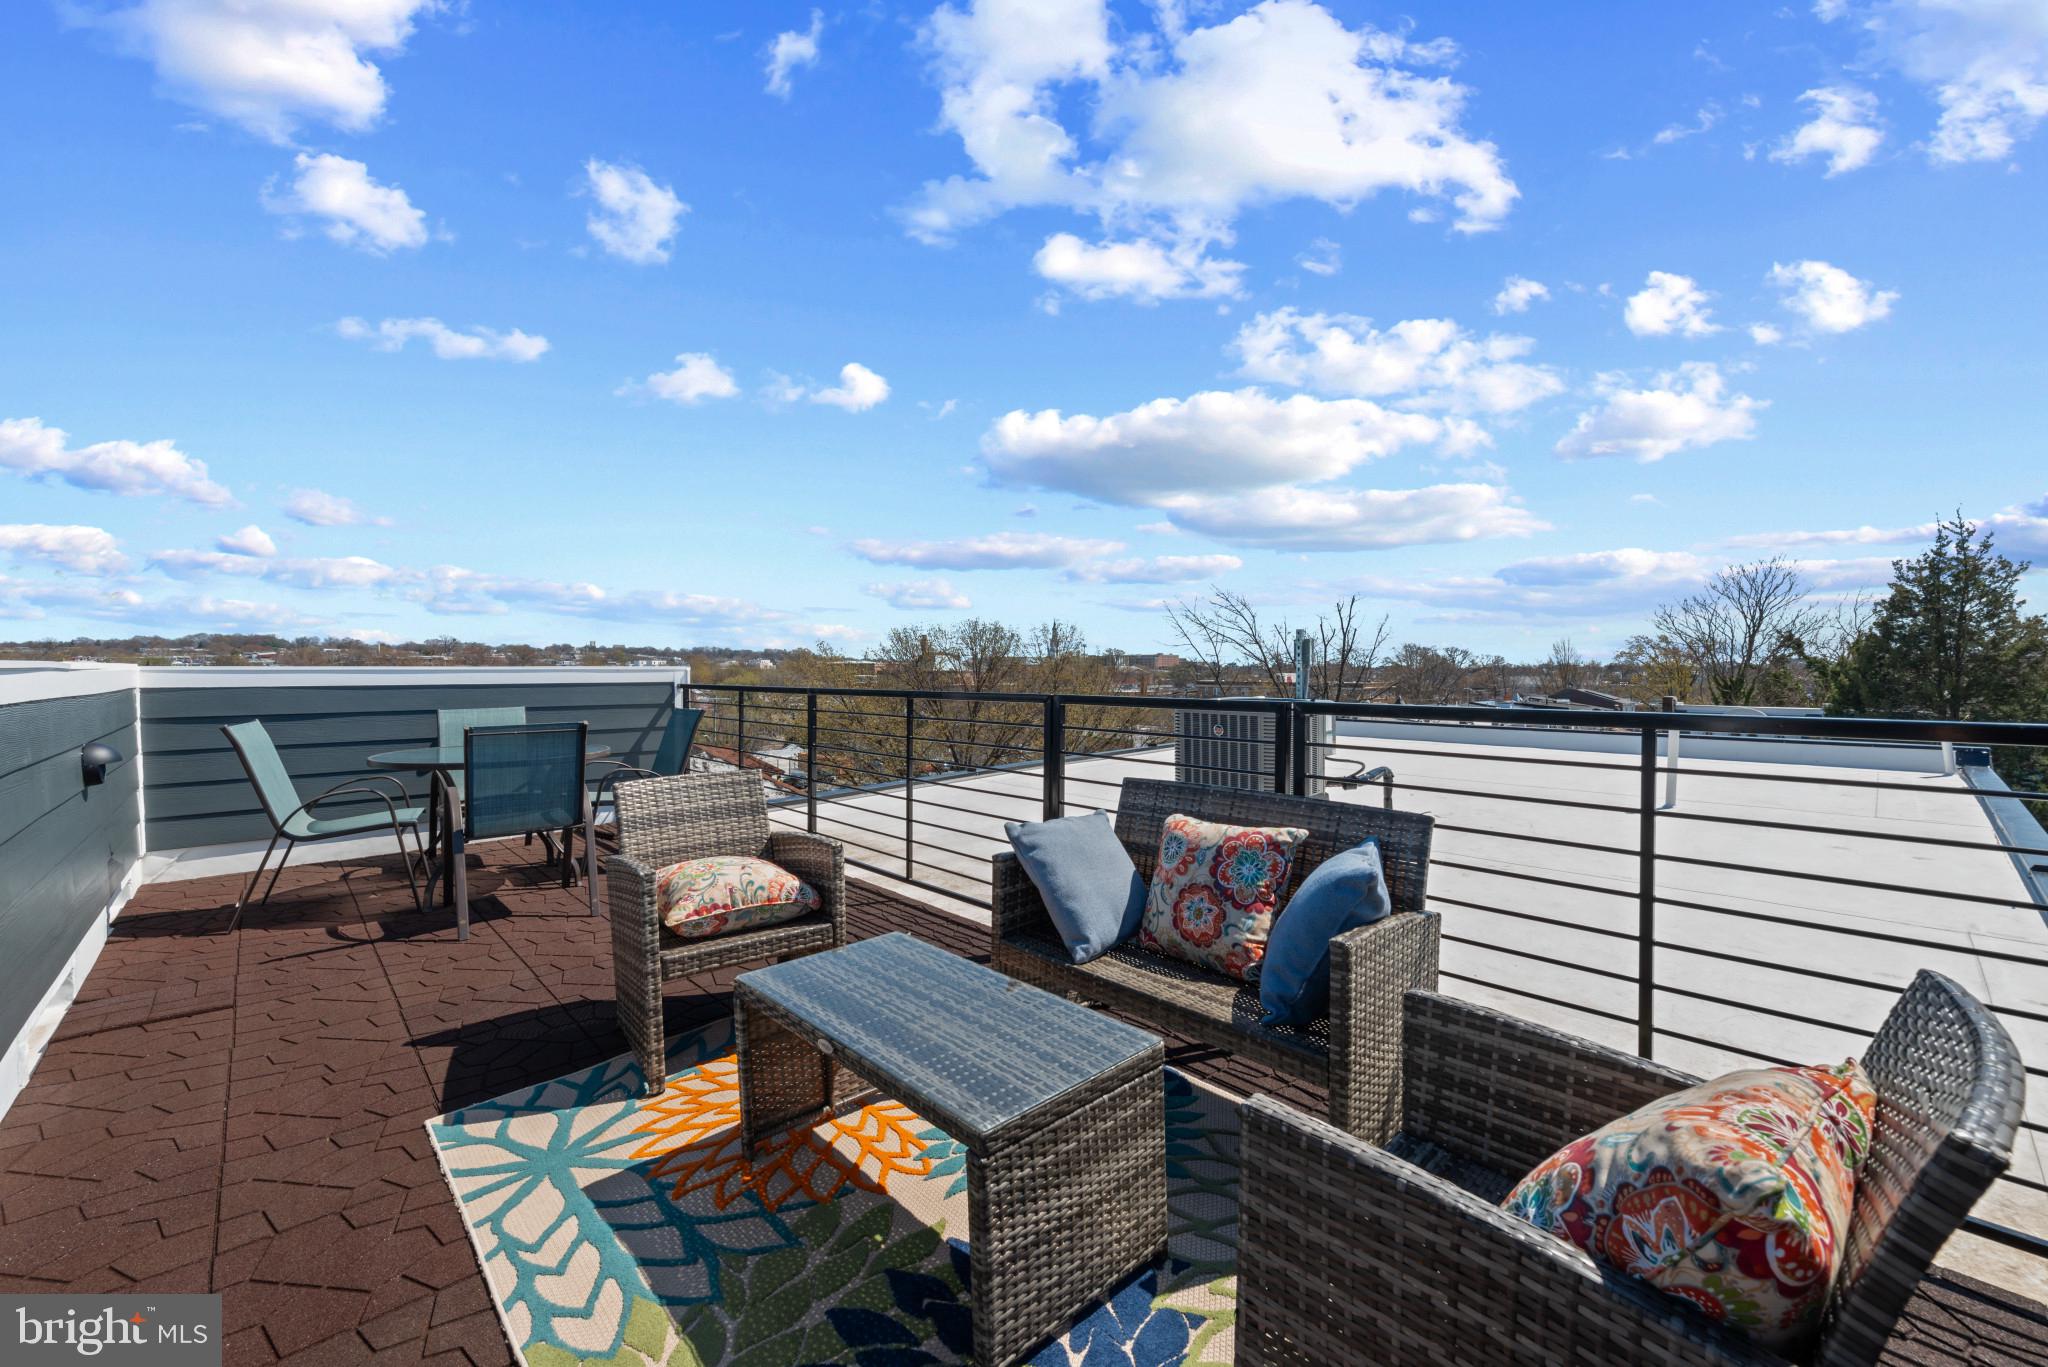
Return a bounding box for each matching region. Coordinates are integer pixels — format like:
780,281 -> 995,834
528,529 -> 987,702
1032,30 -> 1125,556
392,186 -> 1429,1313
737,932 -> 1161,1142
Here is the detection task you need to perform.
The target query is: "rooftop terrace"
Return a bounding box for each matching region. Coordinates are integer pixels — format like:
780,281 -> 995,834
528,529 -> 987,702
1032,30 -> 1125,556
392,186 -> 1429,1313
2,664 -> 2045,1364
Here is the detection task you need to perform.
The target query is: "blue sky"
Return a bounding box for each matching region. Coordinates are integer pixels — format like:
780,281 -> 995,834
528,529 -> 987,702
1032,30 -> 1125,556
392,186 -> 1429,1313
2,0 -> 2045,656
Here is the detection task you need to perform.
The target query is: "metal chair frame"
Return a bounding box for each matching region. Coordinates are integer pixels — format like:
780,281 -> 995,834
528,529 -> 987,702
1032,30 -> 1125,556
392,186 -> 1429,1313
221,723 -> 427,933
588,707 -> 704,833
445,721 -> 600,940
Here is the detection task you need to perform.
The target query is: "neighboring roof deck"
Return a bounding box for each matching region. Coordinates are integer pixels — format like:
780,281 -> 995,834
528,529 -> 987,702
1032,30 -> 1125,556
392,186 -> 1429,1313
0,842 -> 2042,1364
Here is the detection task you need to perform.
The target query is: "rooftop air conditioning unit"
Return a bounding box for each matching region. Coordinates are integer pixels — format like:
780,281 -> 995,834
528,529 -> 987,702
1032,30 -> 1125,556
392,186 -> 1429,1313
1172,702 -> 1329,796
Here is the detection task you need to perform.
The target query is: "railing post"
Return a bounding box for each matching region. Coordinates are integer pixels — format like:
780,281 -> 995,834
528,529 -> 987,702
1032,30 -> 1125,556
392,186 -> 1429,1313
904,694 -> 916,879
1287,702 -> 1309,798
1272,703 -> 1296,795
735,691 -> 746,779
1042,696 -> 1066,820
1637,726 -> 1658,1059
805,691 -> 818,834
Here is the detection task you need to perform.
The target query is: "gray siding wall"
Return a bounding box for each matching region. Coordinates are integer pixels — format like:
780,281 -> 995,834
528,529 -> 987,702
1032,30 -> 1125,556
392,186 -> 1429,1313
141,681 -> 676,849
0,688 -> 141,1048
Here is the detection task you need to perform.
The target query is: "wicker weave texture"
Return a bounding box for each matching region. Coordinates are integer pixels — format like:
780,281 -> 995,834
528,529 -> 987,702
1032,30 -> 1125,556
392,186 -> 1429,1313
1236,974 -> 2023,1367
733,946 -> 1166,1367
607,771 -> 844,1097
990,778 -> 1439,1142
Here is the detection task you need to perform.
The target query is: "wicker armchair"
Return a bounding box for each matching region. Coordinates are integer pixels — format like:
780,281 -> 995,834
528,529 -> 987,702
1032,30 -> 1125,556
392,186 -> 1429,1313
991,778 -> 1439,1142
607,771 -> 845,1096
1237,973 -> 2025,1367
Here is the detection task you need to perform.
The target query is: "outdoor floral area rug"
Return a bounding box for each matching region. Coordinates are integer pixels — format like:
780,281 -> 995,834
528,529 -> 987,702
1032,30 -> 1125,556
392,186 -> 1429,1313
426,1017 -> 1241,1366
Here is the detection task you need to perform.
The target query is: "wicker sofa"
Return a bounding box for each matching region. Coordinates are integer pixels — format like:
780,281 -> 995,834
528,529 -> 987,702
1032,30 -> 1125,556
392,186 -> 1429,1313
1236,972 -> 2025,1366
607,771 -> 845,1097
991,778 -> 1439,1142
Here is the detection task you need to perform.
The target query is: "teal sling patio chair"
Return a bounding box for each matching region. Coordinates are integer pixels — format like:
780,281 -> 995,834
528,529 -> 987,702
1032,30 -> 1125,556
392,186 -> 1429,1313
587,706 -> 703,836
221,720 -> 426,932
437,705 -> 526,804
446,721 -> 599,940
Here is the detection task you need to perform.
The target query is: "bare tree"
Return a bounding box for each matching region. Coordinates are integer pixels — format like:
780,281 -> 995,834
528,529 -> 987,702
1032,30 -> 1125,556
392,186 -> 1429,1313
1164,589 -> 1392,700
1386,643 -> 1480,704
1652,558 -> 1823,706
1540,638 -> 1589,695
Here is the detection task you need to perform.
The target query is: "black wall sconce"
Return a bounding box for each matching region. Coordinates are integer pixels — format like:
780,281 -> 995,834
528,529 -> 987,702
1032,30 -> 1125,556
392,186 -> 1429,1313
81,741 -> 123,788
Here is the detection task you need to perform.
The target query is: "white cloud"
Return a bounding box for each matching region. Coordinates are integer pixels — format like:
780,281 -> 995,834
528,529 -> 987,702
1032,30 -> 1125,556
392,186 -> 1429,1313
628,353 -> 740,405
984,387 -> 1440,504
1233,309 -> 1564,415
850,532 -> 1124,569
1033,233 -> 1243,302
283,488 -> 376,526
979,386 -> 1543,551
0,416 -> 234,506
906,1 -> 1516,290
1623,271 -> 1719,337
0,524 -> 127,574
216,524 -> 276,557
337,316 -> 549,361
1819,0 -> 2048,164
1491,276 -> 1549,315
807,363 -> 892,412
1653,102 -> 1722,145
82,0 -> 438,142
1296,238 -> 1342,276
150,548 -> 400,589
765,10 -> 824,98
0,575 -> 145,621
1771,86 -> 1885,175
1749,323 -> 1785,346
583,159 -> 687,265
1768,259 -> 1899,333
1158,483 -> 1546,551
1066,554 -> 1243,583
1555,363 -> 1763,462
866,578 -> 972,609
264,153 -> 427,254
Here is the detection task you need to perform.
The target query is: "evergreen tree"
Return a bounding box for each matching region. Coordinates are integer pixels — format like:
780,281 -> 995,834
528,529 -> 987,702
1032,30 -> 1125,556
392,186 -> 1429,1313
1827,515 -> 2048,721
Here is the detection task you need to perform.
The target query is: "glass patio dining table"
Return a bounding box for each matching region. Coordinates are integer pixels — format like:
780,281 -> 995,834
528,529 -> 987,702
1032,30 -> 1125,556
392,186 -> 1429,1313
366,742 -> 610,906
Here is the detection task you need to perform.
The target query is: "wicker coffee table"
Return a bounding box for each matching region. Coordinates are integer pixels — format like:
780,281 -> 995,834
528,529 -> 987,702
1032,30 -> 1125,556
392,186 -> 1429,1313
734,932 -> 1167,1366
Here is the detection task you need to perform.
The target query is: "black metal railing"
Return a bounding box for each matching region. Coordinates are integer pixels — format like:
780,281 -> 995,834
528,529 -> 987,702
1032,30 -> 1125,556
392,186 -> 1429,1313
683,682 -> 2048,1258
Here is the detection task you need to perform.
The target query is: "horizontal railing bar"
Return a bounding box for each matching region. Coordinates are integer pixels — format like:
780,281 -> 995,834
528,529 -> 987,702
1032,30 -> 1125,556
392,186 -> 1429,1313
693,684 -> 2048,746
1315,737 -> 1645,776
1654,983 -> 1876,1037
1430,858 -> 1637,900
1426,895 -> 1640,941
902,812 -> 1011,846
1660,805 -> 2048,859
1652,893 -> 2048,967
1431,822 -> 1639,860
1964,1216 -> 2048,1257
1061,747 -> 1273,780
1364,776 -> 1640,816
1437,971 -> 1639,1024
893,789 -> 1043,822
1640,764 -> 2048,802
1653,941 -> 2048,1026
1440,934 -> 1637,983
1654,850 -> 2045,913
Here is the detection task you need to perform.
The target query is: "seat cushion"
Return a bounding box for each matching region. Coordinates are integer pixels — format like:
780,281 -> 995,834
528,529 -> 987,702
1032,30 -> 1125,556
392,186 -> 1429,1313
1501,1061 -> 1878,1353
1006,932 -> 1331,1064
288,805 -> 427,838
1258,838 -> 1391,1027
1003,810 -> 1147,964
1138,812 -> 1307,981
656,855 -> 820,940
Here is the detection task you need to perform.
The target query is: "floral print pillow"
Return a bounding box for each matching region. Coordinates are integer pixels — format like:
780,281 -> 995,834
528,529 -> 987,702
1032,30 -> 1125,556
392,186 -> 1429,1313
655,855 -> 820,940
1137,813 -> 1308,981
1502,1060 -> 1878,1353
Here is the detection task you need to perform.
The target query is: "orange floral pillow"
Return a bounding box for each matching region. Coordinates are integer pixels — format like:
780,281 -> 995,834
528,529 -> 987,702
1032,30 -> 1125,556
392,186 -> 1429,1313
655,856 -> 818,940
1502,1061 -> 1877,1352
1137,813 -> 1307,981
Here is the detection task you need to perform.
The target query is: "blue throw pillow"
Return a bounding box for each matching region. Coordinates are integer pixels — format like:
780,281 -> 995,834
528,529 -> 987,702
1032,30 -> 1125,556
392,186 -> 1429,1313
1258,838 -> 1392,1028
1004,810 -> 1147,964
